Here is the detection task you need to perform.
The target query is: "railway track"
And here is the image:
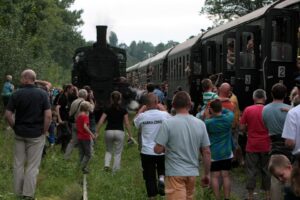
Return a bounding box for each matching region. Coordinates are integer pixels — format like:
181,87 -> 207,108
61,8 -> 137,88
83,174 -> 88,200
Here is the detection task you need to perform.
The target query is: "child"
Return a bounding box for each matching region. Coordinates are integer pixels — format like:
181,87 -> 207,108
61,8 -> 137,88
202,78 -> 218,108
76,101 -> 97,174
199,79 -> 218,119
268,155 -> 300,200
48,111 -> 58,147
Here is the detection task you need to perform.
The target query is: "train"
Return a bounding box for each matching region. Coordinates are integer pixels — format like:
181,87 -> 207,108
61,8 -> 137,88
126,0 -> 300,110
71,26 -> 127,114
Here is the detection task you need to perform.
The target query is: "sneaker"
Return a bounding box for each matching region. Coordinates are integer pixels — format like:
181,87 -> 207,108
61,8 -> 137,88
158,180 -> 165,196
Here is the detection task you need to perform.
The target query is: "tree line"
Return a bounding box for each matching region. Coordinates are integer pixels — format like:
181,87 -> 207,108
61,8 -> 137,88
107,32 -> 179,67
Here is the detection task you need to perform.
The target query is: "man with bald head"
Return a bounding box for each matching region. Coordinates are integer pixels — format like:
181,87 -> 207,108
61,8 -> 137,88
134,93 -> 171,199
218,83 -> 235,112
5,69 -> 51,200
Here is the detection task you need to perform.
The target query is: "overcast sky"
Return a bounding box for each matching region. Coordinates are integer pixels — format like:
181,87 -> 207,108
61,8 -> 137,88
71,0 -> 212,45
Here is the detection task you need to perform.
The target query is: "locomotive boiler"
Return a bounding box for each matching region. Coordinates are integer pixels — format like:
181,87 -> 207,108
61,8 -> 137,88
72,25 -> 127,115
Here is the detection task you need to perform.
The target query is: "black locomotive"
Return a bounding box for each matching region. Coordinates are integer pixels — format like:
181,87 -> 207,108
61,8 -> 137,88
72,26 -> 127,114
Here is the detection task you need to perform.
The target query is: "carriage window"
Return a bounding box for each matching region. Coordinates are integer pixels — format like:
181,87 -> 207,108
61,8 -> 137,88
207,45 -> 213,74
219,44 -> 223,72
170,61 -> 172,80
226,39 -> 235,70
240,32 -> 255,69
186,54 -> 190,76
179,57 -> 182,78
167,63 -> 170,81
176,64 -> 179,80
176,59 -> 178,79
183,56 -> 185,77
159,64 -> 162,80
271,16 -> 292,62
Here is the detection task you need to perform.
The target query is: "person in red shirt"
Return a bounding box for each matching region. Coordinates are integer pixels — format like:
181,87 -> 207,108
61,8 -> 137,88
240,89 -> 271,200
76,101 -> 96,174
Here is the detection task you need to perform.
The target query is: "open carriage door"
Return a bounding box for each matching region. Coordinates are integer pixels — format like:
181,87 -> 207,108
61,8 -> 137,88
235,26 -> 261,109
265,9 -> 299,101
223,32 -> 237,88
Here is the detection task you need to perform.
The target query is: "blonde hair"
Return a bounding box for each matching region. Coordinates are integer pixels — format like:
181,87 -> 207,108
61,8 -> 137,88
6,75 -> 12,81
80,101 -> 91,112
268,155 -> 291,175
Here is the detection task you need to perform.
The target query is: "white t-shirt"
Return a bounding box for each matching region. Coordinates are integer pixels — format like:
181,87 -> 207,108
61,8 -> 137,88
282,105 -> 300,155
134,109 -> 171,155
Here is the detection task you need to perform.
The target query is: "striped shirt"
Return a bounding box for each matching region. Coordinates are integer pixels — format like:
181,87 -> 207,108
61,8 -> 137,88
203,92 -> 218,107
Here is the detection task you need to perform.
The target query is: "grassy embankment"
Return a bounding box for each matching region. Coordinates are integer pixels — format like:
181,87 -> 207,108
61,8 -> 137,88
0,117 -> 240,200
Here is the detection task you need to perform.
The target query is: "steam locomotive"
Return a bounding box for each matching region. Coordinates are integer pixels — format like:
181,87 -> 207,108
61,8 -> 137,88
127,0 -> 300,110
71,26 -> 127,115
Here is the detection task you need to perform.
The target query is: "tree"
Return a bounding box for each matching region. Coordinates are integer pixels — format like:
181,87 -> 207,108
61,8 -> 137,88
109,31 -> 118,47
165,40 -> 179,49
201,0 -> 276,25
118,43 -> 128,50
0,0 -> 86,87
154,43 -> 165,54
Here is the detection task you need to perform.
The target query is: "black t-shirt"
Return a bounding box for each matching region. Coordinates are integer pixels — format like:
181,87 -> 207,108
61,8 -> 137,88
6,84 -> 51,138
104,106 -> 127,131
55,93 -> 70,121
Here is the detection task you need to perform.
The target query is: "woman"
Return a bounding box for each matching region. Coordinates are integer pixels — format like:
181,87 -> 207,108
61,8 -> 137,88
96,91 -> 132,172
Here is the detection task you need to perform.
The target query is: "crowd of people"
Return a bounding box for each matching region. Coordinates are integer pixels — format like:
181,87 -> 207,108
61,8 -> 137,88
2,69 -> 300,200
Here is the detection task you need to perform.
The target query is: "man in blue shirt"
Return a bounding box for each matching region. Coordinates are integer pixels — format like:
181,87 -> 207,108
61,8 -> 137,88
205,99 -> 234,200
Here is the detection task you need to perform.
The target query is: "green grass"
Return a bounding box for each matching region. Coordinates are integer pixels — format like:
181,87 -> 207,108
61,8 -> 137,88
0,118 -> 240,200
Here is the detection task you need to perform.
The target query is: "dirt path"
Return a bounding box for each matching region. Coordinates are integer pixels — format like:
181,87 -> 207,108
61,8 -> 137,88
231,167 -> 266,200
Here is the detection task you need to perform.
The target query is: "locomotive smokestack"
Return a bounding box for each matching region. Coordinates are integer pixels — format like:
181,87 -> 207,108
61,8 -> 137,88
96,25 -> 107,47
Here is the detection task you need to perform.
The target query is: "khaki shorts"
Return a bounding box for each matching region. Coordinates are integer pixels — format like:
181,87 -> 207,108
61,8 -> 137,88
165,176 -> 196,200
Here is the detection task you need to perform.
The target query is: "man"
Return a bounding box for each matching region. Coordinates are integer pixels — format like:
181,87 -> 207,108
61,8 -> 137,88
205,99 -> 234,200
153,84 -> 165,104
154,91 -> 211,200
54,84 -> 73,152
218,83 -> 235,112
5,69 -> 51,200
282,78 -> 300,165
240,89 -> 271,200
263,83 -> 293,200
134,93 -> 171,200
1,74 -> 14,108
64,89 -> 94,160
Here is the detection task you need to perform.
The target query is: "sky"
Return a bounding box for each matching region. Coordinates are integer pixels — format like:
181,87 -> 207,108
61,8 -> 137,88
71,0 -> 213,46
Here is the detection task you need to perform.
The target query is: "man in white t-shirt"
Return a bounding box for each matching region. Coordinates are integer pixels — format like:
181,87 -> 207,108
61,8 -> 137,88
134,93 -> 171,200
282,80 -> 300,164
